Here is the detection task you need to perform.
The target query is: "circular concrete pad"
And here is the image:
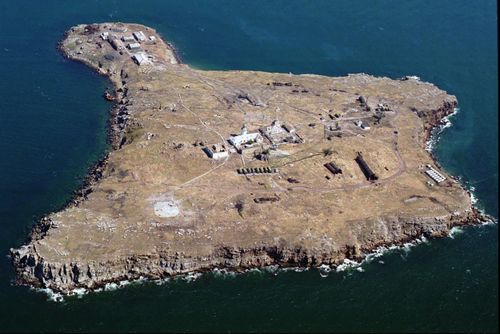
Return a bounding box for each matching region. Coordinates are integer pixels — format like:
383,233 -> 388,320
153,201 -> 179,218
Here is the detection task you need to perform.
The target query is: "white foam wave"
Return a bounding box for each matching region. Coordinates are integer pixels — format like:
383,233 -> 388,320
318,264 -> 331,277
425,107 -> 459,152
101,276 -> 148,292
481,218 -> 497,226
213,267 -> 237,278
119,279 -> 131,287
469,186 -> 478,205
153,277 -> 171,285
104,282 -> 118,291
183,272 -> 202,282
36,287 -> 64,302
69,287 -> 88,298
465,185 -> 498,226
440,109 -> 457,130
294,267 -> 309,272
335,258 -> 362,272
448,226 -> 464,239
355,235 -> 430,270
263,264 -> 280,275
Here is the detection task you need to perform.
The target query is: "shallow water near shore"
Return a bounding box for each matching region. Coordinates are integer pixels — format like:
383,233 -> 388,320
0,0 -> 497,332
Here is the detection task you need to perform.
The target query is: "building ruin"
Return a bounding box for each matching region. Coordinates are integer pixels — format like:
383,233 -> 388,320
259,120 -> 302,145
202,143 -> 229,160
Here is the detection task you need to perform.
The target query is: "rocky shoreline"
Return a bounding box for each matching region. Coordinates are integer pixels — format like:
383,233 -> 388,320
12,207 -> 489,295
24,34 -> 126,245
9,23 -> 493,295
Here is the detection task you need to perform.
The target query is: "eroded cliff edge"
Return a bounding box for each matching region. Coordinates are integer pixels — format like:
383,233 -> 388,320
10,23 -> 489,294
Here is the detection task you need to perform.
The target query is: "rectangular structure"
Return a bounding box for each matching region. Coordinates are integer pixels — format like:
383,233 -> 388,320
121,35 -> 135,42
133,31 -> 147,42
228,125 -> 263,151
109,37 -> 124,50
132,52 -> 150,66
355,152 -> 378,181
425,167 -> 446,183
324,162 -> 342,175
110,27 -> 127,33
237,167 -> 278,175
203,144 -> 229,160
127,42 -> 141,50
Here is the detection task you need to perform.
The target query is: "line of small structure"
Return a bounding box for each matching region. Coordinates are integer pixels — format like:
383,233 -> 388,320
237,167 -> 278,175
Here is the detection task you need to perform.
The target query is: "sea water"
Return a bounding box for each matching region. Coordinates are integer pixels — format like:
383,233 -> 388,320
0,0 -> 497,332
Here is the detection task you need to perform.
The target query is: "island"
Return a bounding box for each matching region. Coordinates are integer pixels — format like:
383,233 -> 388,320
10,23 -> 487,294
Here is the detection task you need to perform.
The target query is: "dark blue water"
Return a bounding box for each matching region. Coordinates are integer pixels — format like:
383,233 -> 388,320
0,1 -> 497,332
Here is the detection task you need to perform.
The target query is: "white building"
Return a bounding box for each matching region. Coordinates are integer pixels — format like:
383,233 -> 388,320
132,52 -> 150,66
425,167 -> 446,183
133,31 -> 147,42
127,42 -> 141,50
228,125 -> 263,150
121,35 -> 135,42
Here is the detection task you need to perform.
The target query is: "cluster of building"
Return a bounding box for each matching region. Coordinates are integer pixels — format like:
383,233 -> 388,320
100,28 -> 155,66
199,114 -> 383,184
259,120 -> 302,146
203,120 -> 301,160
357,95 -> 371,112
324,153 -> 378,182
324,122 -> 342,139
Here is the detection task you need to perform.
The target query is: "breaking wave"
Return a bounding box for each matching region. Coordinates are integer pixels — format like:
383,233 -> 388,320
465,186 -> 497,226
448,226 -> 464,239
35,214 -> 497,302
183,272 -> 203,283
325,235 -> 431,277
469,186 -> 478,205
35,287 -> 64,303
426,107 -> 459,152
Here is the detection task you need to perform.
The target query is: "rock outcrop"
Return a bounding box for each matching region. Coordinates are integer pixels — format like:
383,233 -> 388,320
11,209 -> 486,293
